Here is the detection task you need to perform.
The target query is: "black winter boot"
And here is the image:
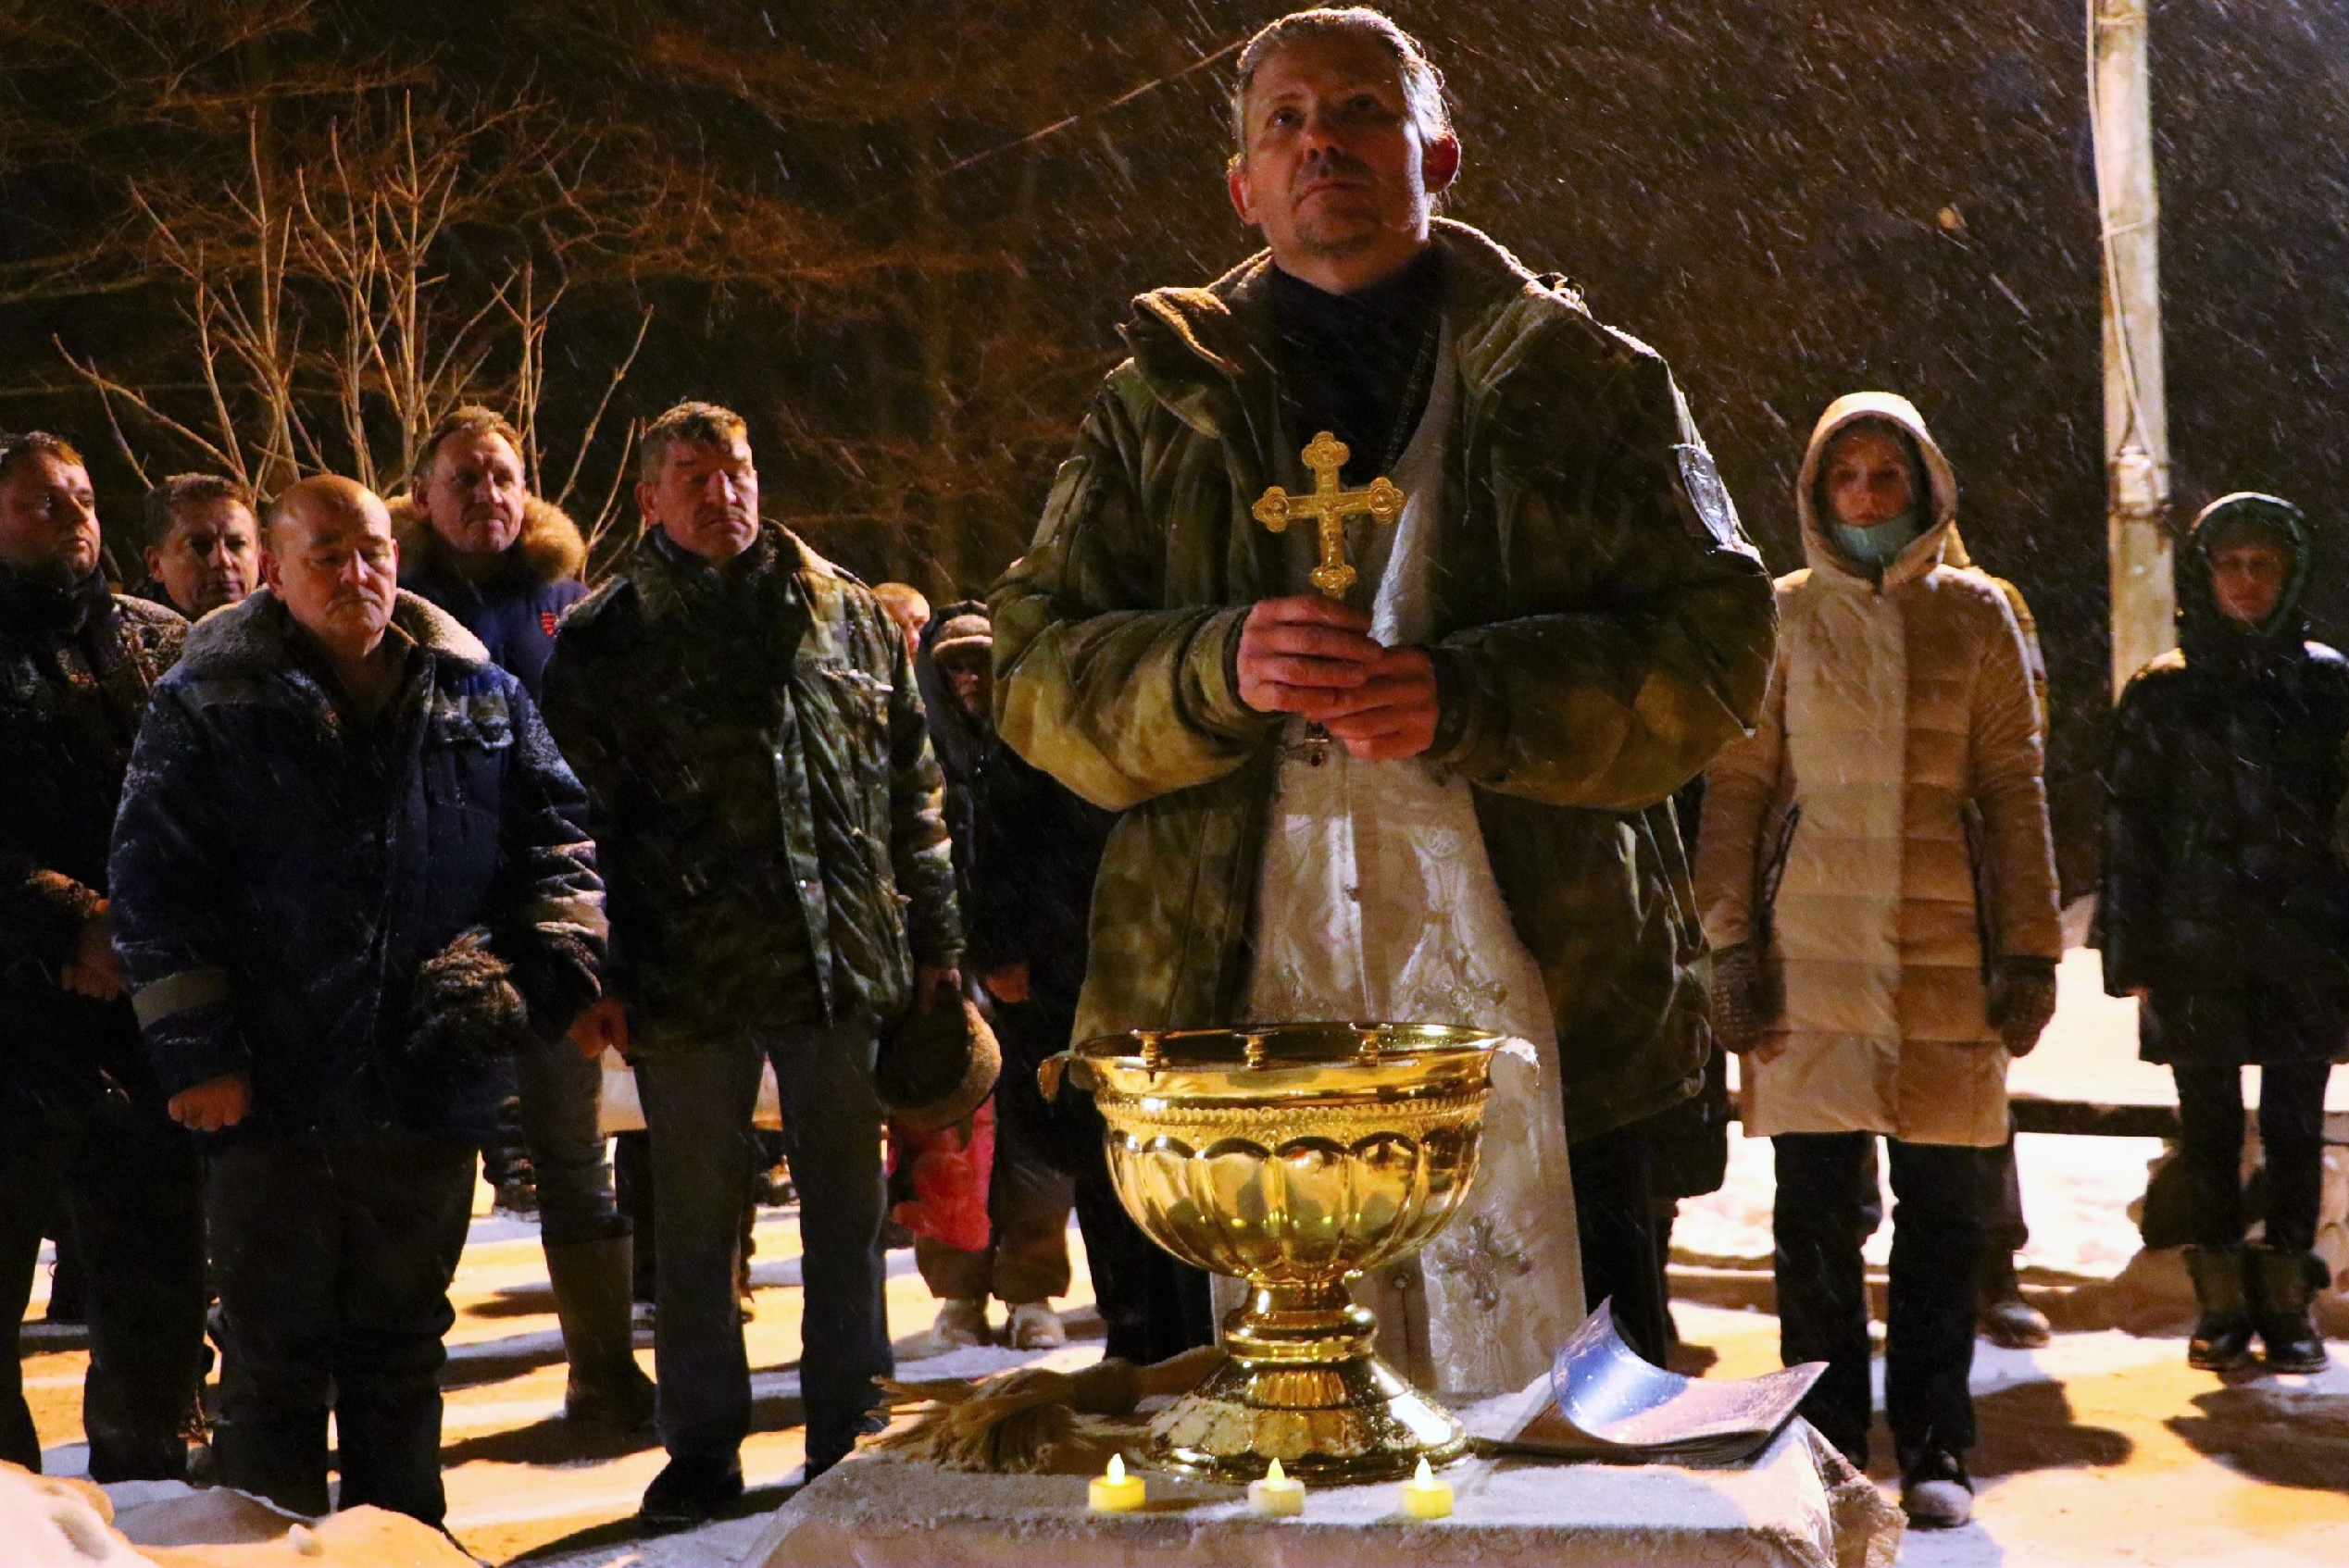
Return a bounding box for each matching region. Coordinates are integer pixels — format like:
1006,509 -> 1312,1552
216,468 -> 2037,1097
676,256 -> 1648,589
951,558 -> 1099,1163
545,1235 -> 657,1430
2245,1246 -> 2331,1375
2182,1246 -> 2255,1370
639,1452 -> 743,1531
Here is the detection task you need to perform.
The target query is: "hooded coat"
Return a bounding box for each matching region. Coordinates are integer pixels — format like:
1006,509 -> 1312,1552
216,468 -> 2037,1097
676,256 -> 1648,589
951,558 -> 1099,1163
990,219 -> 1777,1141
108,590 -> 607,1143
2094,494 -> 2349,1064
1695,393 -> 2061,1147
0,567 -> 184,1128
390,494 -> 589,701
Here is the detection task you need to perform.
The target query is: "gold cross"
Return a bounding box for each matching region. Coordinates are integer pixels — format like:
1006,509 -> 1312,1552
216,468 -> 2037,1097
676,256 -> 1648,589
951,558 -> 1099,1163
1252,430 -> 1407,598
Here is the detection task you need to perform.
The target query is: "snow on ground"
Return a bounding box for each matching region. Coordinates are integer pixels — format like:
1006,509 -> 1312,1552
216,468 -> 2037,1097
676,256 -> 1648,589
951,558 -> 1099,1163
15,952 -> 2349,1564
1673,1123 -> 2168,1282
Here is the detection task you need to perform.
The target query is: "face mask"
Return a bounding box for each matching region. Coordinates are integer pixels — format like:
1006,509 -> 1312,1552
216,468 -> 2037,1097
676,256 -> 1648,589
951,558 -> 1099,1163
1830,508 -> 1922,568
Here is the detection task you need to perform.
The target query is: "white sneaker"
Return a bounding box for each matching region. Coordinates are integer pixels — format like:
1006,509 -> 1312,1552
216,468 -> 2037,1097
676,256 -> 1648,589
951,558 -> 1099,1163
927,1298 -> 988,1352
1006,1301 -> 1068,1350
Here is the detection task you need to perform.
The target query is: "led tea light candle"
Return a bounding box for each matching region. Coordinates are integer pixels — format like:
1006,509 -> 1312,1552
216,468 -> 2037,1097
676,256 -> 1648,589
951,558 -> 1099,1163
1400,1456 -> 1453,1520
1090,1452 -> 1145,1513
1248,1457 -> 1305,1516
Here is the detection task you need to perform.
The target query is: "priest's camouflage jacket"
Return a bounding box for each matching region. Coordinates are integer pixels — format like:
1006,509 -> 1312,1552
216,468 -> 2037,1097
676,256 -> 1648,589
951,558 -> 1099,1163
991,220 -> 1777,1140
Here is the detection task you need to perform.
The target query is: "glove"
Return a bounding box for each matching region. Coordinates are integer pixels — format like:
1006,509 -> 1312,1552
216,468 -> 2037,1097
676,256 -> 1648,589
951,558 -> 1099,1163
406,928 -> 531,1070
1985,955 -> 2059,1057
1708,941 -> 1781,1055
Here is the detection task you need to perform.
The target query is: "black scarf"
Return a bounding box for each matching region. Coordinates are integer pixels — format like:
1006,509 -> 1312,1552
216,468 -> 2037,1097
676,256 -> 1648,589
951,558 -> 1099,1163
1268,246 -> 1447,487
0,561 -> 122,677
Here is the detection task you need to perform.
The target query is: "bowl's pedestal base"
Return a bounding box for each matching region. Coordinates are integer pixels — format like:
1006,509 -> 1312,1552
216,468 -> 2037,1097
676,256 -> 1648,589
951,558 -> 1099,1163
1146,1350 -> 1468,1485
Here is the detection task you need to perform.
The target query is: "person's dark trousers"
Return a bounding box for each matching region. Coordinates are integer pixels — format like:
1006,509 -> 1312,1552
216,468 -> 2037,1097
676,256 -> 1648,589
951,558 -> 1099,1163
516,1033 -> 621,1248
1979,1112 -> 2029,1255
1007,991 -> 1216,1363
634,1019 -> 891,1477
1773,1132 -> 1983,1472
1069,1169 -> 1216,1363
3,1103 -> 206,1479
4,1101 -> 217,1478
206,1128 -> 477,1523
480,1096 -> 532,1206
919,998 -> 1075,1305
47,1223 -> 86,1324
914,1134 -> 1074,1305
2172,1059 -> 2334,1251
61,1091 -> 206,1481
1570,1118 -> 1671,1366
614,1131 -> 657,1302
0,1113 -> 54,1471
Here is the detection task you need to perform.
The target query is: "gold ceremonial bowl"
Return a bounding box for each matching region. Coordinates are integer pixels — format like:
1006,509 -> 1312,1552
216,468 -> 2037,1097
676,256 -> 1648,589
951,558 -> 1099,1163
1043,1022 -> 1499,1484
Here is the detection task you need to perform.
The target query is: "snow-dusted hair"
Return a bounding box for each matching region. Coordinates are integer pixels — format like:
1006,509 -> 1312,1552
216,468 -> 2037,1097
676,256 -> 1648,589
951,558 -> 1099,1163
1230,7 -> 1452,156
638,401 -> 749,482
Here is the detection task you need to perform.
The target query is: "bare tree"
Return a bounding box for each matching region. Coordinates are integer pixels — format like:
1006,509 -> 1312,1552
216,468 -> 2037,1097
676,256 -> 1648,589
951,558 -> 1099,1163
57,92 -> 648,546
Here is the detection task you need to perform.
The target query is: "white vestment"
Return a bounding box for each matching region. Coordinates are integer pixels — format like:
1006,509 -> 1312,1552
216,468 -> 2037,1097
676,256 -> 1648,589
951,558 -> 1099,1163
1236,337 -> 1586,1395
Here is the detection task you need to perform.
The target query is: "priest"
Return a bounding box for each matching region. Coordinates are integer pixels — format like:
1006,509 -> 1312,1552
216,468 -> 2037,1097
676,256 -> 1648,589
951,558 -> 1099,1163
990,6 -> 1775,1392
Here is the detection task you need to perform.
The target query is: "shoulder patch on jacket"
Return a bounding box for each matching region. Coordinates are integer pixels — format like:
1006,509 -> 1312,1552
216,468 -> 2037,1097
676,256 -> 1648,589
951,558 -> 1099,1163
1671,442 -> 1750,554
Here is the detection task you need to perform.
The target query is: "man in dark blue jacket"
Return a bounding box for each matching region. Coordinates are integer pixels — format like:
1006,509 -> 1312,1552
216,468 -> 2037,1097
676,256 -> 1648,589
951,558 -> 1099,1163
393,406 -> 590,700
0,430 -> 205,1481
392,405 -> 650,1431
109,476 -> 607,1527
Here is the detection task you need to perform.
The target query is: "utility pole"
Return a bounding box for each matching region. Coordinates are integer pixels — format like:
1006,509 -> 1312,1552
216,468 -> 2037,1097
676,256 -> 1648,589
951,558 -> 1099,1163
2091,0 -> 2172,696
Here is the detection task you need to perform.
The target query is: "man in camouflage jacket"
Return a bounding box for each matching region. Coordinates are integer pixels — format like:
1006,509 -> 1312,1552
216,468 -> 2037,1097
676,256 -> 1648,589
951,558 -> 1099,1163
996,19 -> 1774,1379
993,193 -> 1773,1154
543,403 -> 960,1526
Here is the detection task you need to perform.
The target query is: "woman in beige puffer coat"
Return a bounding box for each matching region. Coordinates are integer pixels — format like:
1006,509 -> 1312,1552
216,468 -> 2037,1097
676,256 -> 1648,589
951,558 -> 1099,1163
1693,392 -> 2061,1527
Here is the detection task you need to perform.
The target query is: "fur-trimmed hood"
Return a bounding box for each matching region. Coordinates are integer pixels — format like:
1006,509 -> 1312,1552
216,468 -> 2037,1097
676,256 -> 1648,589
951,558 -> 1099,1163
389,493 -> 587,589
178,586 -> 490,679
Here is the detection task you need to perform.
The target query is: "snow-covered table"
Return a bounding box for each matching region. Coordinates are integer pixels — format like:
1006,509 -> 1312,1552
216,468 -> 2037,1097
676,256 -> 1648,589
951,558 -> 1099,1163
743,1406 -> 1901,1568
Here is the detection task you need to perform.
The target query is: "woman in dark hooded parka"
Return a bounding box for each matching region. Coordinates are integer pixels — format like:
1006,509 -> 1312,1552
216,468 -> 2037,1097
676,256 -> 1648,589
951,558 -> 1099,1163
2096,492 -> 2347,1375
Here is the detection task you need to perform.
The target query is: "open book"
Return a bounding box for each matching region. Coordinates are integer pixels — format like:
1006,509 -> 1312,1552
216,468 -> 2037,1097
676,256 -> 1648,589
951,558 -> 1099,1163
1467,1301 -> 1826,1465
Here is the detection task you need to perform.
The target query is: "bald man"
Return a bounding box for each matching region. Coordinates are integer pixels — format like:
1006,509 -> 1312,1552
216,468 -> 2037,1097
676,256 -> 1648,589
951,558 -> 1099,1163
108,476 -> 610,1527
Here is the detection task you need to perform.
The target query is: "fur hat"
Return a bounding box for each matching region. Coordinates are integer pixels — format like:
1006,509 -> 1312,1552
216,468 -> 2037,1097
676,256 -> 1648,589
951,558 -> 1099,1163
877,990 -> 1002,1132
929,613 -> 993,669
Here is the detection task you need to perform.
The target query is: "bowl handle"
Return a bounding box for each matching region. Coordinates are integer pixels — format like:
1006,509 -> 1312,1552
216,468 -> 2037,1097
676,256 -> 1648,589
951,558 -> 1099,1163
1037,1052 -> 1096,1100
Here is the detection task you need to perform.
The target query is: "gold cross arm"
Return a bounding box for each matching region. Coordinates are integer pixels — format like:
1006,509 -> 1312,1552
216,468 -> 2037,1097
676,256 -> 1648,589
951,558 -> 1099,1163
1252,430 -> 1407,598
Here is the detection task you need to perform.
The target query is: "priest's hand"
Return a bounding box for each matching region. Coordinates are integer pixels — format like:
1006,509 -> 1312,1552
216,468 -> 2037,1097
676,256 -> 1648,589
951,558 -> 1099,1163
1318,645 -> 1440,760
168,1072 -> 250,1132
1238,596 -> 1383,717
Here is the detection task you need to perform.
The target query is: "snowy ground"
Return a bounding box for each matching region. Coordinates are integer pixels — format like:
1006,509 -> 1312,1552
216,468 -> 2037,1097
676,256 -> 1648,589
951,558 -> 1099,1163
18,950 -> 2349,1565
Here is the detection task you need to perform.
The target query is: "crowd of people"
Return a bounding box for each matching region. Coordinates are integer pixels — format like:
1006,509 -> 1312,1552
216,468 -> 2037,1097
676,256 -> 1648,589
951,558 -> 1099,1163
2,3 -> 2339,1551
